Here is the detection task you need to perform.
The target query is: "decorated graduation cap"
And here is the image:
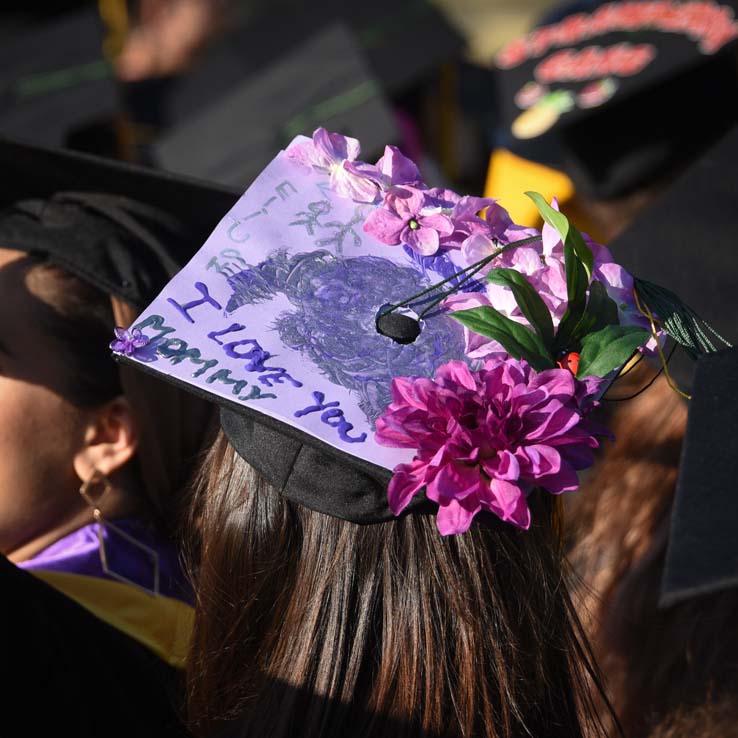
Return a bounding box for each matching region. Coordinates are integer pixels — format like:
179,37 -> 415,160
493,0 -> 738,197
115,127 -> 723,536
154,23 -> 399,189
0,136 -> 240,309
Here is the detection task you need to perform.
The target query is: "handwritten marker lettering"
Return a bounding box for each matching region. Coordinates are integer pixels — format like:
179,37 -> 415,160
294,391 -> 339,417
208,323 -> 246,345
167,282 -> 222,324
130,314 -> 277,401
207,324 -> 302,385
158,338 -> 219,376
133,314 -> 176,342
227,222 -> 250,243
275,180 -> 297,200
294,391 -> 367,443
206,368 -> 250,396
258,369 -> 302,388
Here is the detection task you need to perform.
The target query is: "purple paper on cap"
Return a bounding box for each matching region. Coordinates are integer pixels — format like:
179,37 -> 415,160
121,136 -> 469,472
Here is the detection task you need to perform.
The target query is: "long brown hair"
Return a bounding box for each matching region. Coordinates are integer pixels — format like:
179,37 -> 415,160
185,432 -> 614,738
26,258 -> 214,536
568,363 -> 738,737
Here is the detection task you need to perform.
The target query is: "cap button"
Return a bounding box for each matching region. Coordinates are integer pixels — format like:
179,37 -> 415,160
376,307 -> 421,345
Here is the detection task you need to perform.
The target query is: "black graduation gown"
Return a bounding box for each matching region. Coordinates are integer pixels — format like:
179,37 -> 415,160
0,555 -> 190,737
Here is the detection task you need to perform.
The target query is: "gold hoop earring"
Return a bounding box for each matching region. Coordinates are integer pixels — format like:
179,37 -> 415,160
79,470 -> 160,596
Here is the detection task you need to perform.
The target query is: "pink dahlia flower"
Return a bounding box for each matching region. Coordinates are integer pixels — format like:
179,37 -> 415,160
375,358 -> 609,535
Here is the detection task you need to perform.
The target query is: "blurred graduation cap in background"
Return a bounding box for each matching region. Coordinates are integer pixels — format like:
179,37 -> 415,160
153,23 -> 400,189
490,0 -> 738,201
604,125 -> 738,606
0,136 -> 239,309
0,7 -> 120,153
157,0 -> 464,118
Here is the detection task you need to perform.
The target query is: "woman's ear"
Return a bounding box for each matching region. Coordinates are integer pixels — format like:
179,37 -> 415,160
73,396 -> 139,483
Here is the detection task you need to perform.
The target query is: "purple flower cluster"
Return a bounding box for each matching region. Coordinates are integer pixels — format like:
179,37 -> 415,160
286,128 -> 522,257
375,358 -> 609,535
446,199 -> 652,358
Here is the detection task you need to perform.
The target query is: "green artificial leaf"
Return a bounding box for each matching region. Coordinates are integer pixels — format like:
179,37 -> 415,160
553,241 -> 589,352
525,191 -> 594,277
576,324 -> 651,378
487,268 -> 555,351
566,279 -> 621,346
451,306 -> 555,372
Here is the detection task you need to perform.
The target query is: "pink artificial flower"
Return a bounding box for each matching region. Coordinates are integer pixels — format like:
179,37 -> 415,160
448,197 -> 653,359
286,128 -> 381,203
375,357 -> 610,535
363,185 -> 454,256
374,145 -> 423,186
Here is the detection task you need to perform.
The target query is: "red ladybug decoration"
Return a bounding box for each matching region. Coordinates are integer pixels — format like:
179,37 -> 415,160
557,351 -> 580,375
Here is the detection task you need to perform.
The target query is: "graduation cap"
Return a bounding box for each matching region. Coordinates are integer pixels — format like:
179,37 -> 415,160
116,127 -> 633,536
661,347 -> 738,606
157,0 -> 463,118
0,136 -> 240,309
493,0 -> 738,197
0,7 -> 120,152
153,23 -> 399,189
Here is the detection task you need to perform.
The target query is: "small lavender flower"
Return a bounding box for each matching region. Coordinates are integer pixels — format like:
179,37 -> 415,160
363,186 -> 454,256
110,327 -> 150,356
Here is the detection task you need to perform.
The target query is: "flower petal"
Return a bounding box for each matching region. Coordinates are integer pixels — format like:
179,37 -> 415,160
435,495 -> 481,536
405,226 -> 440,256
332,161 -> 381,203
376,145 -> 422,185
387,460 -> 426,515
363,206 -> 406,245
313,127 -> 360,163
486,478 -> 531,529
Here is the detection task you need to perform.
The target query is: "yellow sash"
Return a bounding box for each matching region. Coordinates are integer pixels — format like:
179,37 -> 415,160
30,569 -> 194,669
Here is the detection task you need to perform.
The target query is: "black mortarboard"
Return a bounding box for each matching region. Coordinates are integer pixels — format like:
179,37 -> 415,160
153,23 -> 399,189
493,0 -> 738,197
609,124 -> 738,391
660,347 -> 738,606
0,7 -> 120,152
0,137 -> 239,309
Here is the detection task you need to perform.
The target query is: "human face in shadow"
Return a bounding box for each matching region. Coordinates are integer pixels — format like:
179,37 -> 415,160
0,248 -> 92,555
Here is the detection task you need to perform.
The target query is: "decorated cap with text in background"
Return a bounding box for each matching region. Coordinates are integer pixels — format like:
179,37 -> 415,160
493,0 -> 738,197
113,128 -> 729,535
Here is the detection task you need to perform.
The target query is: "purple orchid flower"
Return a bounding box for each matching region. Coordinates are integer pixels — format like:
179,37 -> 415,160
363,185 -> 454,256
286,128 -> 381,203
110,327 -> 150,356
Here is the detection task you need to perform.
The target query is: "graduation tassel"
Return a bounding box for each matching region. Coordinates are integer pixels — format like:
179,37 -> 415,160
633,285 -> 692,401
634,278 -> 733,357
